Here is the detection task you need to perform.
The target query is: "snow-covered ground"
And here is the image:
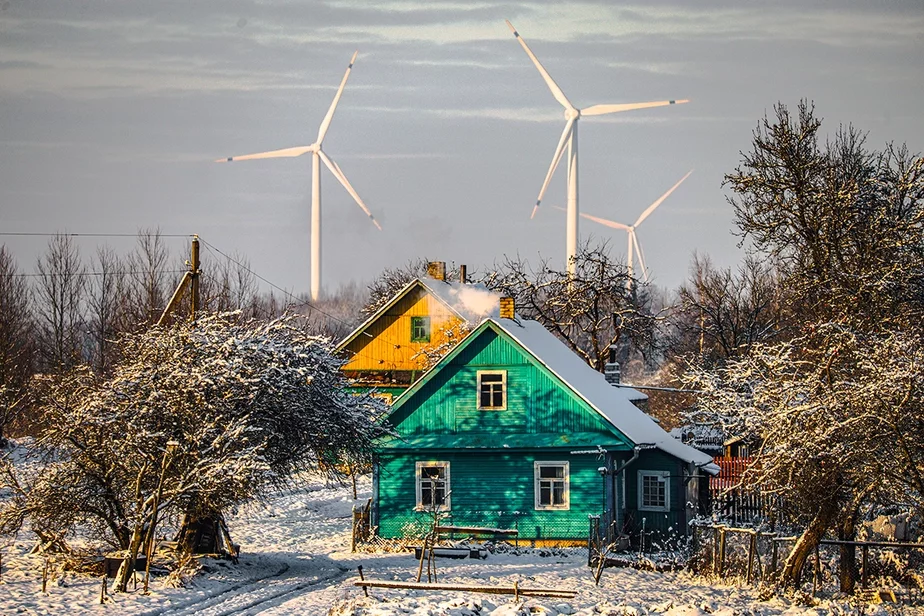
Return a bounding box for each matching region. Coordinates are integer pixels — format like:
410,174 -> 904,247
0,474 -> 914,615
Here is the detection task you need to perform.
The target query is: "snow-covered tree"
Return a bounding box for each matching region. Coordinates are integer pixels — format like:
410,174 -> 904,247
1,313 -> 389,591
687,325 -> 924,588
686,100 -> 924,590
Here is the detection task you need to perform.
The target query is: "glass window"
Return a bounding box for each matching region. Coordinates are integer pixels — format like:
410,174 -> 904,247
416,461 -> 450,510
638,470 -> 670,511
410,316 -> 430,342
477,371 -> 506,410
535,461 -> 569,510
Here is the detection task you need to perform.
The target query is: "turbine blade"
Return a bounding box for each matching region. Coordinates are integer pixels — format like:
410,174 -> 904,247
581,99 -> 689,116
535,117 -> 575,211
580,211 -> 631,231
317,51 -> 359,144
634,170 -> 693,227
318,150 -> 382,230
216,146 -> 313,162
632,231 -> 649,282
505,20 -> 574,111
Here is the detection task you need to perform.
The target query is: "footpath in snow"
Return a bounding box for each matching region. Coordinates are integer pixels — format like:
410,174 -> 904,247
0,475 -> 913,615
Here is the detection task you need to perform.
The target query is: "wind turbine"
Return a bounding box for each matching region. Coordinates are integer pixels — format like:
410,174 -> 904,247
576,170 -> 693,288
216,51 -> 381,302
505,20 -> 688,276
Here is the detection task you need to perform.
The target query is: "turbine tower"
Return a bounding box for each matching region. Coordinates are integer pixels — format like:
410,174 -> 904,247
578,171 -> 693,289
505,20 -> 688,276
216,51 -> 381,302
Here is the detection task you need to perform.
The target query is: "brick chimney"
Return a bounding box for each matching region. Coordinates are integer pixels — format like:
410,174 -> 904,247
499,296 -> 515,320
604,344 -> 621,385
427,261 -> 446,282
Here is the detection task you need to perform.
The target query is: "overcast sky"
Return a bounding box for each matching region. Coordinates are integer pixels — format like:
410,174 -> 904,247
2,0 -> 922,298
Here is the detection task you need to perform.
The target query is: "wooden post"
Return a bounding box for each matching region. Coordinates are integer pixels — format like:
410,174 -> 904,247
351,506 -> 357,553
513,580 -> 520,602
357,565 -> 368,597
100,575 -> 108,604
771,537 -> 778,575
42,558 -> 48,593
717,528 -> 726,577
861,545 -> 869,588
746,531 -> 756,584
812,544 -> 820,596
190,235 -> 200,320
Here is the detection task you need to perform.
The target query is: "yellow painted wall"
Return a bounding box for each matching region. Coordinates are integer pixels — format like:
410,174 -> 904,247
342,286 -> 466,373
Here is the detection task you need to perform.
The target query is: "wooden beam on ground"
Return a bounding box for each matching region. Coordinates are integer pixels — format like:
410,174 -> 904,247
354,580 -> 576,598
434,525 -> 518,537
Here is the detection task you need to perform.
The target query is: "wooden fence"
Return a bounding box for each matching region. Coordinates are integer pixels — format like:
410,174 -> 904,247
691,523 -> 924,603
709,458 -> 774,525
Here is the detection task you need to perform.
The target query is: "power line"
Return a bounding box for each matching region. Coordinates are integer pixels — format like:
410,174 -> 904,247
11,269 -> 188,278
0,232 -> 194,238
198,237 -> 370,336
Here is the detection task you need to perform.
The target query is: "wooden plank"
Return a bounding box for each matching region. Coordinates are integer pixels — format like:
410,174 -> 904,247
354,579 -> 576,598
435,525 -> 518,537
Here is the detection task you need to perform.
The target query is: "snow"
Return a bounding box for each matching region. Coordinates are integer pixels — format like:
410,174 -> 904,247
0,470 -> 899,615
492,318 -> 714,469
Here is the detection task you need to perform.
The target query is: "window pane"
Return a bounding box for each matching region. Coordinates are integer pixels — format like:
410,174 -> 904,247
540,485 -> 551,505
423,466 -> 443,479
481,373 -> 502,383
491,388 -> 503,407
553,483 -> 565,505
540,465 -> 564,479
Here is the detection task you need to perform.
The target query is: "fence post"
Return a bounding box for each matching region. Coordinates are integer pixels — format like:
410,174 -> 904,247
746,531 -> 756,584
588,515 -> 600,568
861,545 -> 869,588
771,538 -> 778,575
717,527 -> 726,577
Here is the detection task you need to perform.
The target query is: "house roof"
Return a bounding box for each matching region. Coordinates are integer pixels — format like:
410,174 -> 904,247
390,317 -> 715,471
336,277 -> 500,351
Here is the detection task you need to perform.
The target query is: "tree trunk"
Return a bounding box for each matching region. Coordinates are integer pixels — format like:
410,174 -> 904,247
177,512 -> 231,555
115,524 -> 145,592
838,509 -> 858,594
779,500 -> 838,589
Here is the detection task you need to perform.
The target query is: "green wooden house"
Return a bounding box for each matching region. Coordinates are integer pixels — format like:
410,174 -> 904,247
373,315 -> 717,544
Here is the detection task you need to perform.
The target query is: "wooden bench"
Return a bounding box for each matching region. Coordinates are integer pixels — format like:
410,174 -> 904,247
411,525 -> 518,560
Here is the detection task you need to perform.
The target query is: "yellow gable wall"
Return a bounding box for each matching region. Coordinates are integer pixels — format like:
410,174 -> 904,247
341,286 -> 466,372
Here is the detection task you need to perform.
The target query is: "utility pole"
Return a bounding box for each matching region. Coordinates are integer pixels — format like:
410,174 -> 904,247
157,235 -> 201,326
190,235 -> 200,319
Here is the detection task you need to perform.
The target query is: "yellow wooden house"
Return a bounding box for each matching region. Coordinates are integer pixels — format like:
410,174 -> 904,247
337,263 -> 500,401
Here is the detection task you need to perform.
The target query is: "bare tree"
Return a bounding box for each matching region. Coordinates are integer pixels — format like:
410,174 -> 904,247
86,246 -> 127,375
125,229 -> 174,329
33,234 -> 86,373
0,247 -> 33,441
670,253 -> 790,367
480,242 -> 660,375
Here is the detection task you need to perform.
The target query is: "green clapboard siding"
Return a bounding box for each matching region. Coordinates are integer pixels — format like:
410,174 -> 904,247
374,320 -> 693,541
387,328 -> 627,442
377,450 -> 605,539
622,450 -> 686,536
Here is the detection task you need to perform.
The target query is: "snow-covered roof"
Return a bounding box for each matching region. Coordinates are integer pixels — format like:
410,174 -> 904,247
490,317 -> 714,469
336,277 -> 499,352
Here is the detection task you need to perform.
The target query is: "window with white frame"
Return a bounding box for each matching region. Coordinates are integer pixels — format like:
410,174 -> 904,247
477,370 -> 506,410
416,461 -> 450,510
638,470 -> 670,512
534,461 -> 569,510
